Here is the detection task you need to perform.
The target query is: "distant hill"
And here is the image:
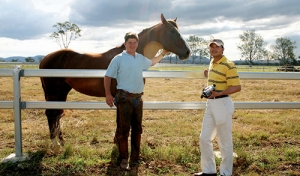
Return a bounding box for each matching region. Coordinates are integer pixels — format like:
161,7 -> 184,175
0,55 -> 44,62
0,55 -> 210,64
0,55 -> 211,64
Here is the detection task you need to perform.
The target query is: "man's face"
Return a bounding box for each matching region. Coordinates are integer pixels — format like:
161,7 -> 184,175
209,43 -> 224,57
125,38 -> 138,54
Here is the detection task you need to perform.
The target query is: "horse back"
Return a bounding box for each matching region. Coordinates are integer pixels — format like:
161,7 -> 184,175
39,46 -> 125,98
40,49 -> 110,70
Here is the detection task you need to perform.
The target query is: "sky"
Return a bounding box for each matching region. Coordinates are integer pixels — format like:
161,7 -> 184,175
0,0 -> 300,61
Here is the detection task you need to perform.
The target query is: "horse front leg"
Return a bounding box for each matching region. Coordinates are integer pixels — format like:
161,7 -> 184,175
46,109 -> 65,149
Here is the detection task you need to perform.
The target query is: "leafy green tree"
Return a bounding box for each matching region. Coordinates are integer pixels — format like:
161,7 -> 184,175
25,57 -> 35,62
186,35 -> 209,64
50,21 -> 81,49
237,30 -> 267,65
270,37 -> 297,65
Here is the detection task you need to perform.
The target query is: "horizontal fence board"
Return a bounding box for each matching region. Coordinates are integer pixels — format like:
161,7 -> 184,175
17,69 -> 300,80
0,101 -> 295,110
0,101 -> 13,109
0,69 -> 13,77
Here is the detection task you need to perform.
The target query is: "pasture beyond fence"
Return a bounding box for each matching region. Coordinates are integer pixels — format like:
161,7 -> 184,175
0,66 -> 299,162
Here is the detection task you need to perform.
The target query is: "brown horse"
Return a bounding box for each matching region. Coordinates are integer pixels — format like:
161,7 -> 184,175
39,14 -> 191,148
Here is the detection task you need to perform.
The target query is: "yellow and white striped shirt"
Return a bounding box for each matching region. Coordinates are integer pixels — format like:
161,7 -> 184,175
207,55 -> 241,91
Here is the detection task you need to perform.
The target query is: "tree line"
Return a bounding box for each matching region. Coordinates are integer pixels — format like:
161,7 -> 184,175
186,30 -> 299,65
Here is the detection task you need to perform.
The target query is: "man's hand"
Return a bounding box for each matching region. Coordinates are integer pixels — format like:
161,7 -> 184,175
161,49 -> 171,56
105,94 -> 115,108
204,69 -> 208,77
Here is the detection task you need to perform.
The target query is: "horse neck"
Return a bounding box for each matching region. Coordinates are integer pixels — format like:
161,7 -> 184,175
137,27 -> 163,58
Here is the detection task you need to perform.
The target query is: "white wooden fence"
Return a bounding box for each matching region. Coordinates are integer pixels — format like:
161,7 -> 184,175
0,66 -> 299,162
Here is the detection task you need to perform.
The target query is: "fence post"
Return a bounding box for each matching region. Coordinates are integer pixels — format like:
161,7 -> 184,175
13,66 -> 23,157
2,66 -> 29,163
2,67 -> 29,163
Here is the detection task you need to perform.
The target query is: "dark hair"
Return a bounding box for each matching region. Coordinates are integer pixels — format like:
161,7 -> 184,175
124,32 -> 139,42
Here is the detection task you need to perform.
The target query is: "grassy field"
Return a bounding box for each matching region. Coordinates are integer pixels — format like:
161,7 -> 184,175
0,66 -> 299,175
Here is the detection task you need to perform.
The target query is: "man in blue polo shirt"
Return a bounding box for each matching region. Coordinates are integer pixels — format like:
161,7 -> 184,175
104,32 -> 169,170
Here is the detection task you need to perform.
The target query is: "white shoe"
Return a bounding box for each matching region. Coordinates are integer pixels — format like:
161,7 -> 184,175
120,159 -> 130,170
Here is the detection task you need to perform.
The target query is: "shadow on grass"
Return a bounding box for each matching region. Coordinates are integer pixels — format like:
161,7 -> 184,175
105,145 -> 140,176
0,146 -> 143,175
0,150 -> 46,176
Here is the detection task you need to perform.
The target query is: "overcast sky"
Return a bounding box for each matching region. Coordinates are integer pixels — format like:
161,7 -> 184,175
0,0 -> 299,61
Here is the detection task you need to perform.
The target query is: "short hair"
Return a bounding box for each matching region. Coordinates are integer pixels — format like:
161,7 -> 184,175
124,32 -> 139,42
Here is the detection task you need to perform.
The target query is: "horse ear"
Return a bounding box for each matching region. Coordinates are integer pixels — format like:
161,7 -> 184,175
174,17 -> 177,22
161,13 -> 167,24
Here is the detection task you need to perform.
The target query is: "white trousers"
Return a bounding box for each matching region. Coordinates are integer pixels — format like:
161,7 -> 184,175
199,97 -> 234,175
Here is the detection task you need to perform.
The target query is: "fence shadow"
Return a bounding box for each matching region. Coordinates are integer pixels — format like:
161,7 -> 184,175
0,150 -> 45,176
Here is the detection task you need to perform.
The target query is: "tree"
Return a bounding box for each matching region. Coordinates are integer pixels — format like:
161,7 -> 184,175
25,57 -> 35,62
186,35 -> 209,64
50,21 -> 81,49
270,37 -> 297,65
198,39 -> 209,64
237,30 -> 267,65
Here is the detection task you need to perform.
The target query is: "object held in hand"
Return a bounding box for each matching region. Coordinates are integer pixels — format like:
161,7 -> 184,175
201,84 -> 216,99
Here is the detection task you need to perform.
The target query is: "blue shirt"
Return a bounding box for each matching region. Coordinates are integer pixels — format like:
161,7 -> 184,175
105,51 -> 152,93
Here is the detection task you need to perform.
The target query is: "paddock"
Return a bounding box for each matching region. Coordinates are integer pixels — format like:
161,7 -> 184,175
0,66 -> 299,164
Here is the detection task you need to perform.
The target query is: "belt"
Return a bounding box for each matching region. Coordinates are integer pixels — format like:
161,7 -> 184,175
118,89 -> 143,97
210,95 -> 228,99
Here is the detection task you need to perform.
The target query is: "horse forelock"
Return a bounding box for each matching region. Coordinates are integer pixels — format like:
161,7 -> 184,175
167,20 -> 178,29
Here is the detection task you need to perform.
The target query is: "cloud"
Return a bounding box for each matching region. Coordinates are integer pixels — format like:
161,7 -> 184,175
0,0 -> 299,58
0,0 -> 57,40
69,0 -> 172,27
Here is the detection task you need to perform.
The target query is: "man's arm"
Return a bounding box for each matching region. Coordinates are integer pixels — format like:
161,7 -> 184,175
209,85 -> 241,98
104,76 -> 114,107
150,49 -> 170,66
219,85 -> 241,95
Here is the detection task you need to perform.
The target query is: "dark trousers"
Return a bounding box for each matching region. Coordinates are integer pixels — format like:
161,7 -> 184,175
114,89 -> 143,161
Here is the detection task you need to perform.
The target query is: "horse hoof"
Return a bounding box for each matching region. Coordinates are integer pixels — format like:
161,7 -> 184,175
60,140 -> 65,146
50,138 -> 62,150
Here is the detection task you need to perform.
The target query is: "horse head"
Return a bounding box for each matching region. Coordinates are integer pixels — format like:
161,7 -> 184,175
138,14 -> 191,60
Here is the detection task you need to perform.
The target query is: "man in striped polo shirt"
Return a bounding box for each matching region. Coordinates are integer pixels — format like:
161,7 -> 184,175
195,39 -> 241,176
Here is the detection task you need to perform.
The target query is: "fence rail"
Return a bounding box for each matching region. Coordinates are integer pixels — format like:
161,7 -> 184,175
0,67 -> 300,161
